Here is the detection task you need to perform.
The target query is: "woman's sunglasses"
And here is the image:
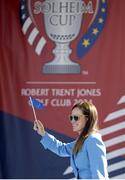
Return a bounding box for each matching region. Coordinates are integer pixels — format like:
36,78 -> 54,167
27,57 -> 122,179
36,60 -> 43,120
69,115 -> 82,121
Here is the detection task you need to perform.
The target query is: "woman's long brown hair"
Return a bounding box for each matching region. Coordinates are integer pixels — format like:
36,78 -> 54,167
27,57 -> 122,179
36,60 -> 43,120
72,100 -> 99,154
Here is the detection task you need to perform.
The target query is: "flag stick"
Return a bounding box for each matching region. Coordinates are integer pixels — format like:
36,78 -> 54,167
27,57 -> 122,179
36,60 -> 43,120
29,96 -> 38,122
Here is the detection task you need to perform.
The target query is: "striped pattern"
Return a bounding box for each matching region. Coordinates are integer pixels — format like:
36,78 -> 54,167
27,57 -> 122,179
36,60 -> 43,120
20,0 -> 46,56
101,96 -> 125,178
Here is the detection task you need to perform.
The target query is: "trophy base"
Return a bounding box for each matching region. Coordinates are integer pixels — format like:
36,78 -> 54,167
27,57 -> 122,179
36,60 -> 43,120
43,64 -> 80,74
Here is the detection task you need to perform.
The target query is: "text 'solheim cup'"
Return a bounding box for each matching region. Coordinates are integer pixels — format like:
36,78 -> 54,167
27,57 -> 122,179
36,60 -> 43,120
42,0 -> 83,74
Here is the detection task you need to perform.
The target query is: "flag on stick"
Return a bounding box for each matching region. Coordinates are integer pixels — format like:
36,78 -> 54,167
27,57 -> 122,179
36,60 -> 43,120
29,96 -> 44,121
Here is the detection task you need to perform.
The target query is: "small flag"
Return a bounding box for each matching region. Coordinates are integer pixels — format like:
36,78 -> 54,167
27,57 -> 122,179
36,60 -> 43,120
30,97 -> 44,109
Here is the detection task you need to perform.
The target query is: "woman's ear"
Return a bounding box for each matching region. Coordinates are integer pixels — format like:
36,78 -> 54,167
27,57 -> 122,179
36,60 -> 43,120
85,117 -> 88,121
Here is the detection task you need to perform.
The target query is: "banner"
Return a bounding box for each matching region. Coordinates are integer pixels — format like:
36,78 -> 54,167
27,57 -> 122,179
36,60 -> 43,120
0,0 -> 125,178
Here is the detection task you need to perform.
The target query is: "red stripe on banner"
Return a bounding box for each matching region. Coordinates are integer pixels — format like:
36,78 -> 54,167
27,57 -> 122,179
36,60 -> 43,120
102,129 -> 125,141
102,116 -> 125,129
107,142 -> 125,153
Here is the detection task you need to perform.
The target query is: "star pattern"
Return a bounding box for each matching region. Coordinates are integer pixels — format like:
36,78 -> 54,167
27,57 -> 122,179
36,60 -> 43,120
77,0 -> 108,58
82,39 -> 90,47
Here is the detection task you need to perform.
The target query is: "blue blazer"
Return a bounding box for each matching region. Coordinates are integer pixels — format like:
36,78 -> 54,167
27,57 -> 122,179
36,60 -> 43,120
40,132 -> 109,179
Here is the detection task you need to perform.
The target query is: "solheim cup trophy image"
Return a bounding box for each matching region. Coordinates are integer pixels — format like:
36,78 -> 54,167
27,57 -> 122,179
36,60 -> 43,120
41,0 -> 83,74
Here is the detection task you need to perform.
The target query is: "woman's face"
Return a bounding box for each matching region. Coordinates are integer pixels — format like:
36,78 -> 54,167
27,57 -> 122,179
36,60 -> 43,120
70,107 -> 87,134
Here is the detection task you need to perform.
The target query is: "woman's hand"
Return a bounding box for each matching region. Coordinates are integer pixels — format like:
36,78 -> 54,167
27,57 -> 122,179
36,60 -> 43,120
33,120 -> 45,136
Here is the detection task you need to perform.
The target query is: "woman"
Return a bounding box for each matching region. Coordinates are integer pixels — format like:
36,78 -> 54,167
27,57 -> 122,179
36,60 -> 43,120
33,100 -> 109,179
